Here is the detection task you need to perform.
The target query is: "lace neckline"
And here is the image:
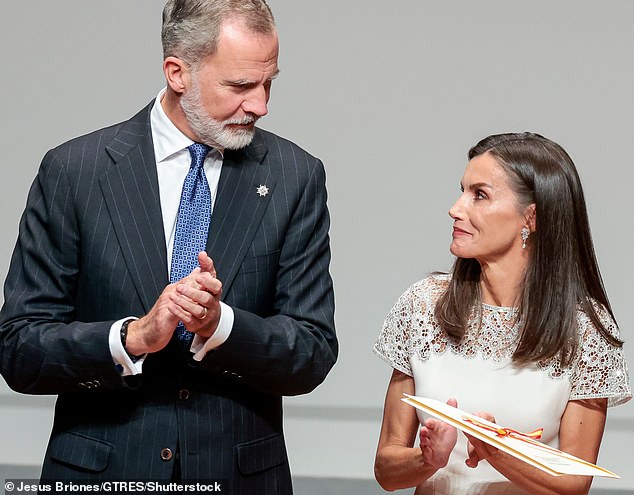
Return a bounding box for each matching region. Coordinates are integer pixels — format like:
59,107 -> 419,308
481,302 -> 518,314
480,302 -> 519,315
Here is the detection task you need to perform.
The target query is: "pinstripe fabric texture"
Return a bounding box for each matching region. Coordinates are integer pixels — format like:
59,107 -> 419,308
0,102 -> 337,494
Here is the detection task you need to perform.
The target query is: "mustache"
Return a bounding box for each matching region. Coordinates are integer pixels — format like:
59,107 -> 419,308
224,115 -> 257,125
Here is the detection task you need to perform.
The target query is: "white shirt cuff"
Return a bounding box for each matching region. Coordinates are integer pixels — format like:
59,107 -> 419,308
191,301 -> 234,361
109,317 -> 146,376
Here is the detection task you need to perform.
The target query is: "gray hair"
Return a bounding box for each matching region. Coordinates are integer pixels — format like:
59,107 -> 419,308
162,0 -> 275,66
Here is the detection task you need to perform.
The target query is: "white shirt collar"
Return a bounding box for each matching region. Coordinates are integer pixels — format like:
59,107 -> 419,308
150,88 -> 197,163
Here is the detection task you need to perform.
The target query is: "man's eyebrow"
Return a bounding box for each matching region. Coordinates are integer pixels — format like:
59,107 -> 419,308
227,70 -> 280,86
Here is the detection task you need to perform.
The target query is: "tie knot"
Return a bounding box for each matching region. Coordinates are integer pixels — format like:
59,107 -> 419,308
188,143 -> 211,171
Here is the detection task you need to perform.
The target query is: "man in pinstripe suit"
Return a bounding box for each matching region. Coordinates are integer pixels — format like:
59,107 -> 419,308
0,1 -> 337,493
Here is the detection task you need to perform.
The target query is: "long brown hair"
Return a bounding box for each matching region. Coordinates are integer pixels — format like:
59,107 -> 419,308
435,132 -> 622,367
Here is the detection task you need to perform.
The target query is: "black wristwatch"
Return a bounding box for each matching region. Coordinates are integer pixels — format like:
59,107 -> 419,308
120,318 -> 142,362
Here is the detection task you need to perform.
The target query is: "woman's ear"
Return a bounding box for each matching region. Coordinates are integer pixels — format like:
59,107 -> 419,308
525,203 -> 537,232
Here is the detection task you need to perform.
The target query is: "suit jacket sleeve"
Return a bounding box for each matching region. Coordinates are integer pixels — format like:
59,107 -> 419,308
200,153 -> 338,396
0,149 -> 127,394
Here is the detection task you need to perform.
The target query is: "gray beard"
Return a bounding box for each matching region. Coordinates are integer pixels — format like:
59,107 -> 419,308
180,80 -> 256,150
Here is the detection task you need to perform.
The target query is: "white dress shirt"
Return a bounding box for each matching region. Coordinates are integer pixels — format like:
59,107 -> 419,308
109,88 -> 234,375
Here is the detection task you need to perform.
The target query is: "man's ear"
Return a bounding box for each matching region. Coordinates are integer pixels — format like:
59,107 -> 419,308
525,203 -> 536,232
163,56 -> 190,94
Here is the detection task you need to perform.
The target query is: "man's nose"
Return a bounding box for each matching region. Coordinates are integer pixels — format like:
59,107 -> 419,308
242,86 -> 269,117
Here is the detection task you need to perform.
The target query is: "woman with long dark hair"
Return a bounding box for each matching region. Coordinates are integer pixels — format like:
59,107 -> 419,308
374,133 -> 630,495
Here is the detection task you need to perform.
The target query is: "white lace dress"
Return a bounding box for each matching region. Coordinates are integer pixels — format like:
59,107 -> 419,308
374,274 -> 631,495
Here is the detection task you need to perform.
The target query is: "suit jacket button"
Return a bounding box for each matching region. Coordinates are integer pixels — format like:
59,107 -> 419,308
178,389 -> 190,400
160,448 -> 173,461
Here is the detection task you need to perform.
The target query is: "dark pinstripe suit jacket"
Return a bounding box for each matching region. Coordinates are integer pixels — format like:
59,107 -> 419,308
0,102 -> 337,494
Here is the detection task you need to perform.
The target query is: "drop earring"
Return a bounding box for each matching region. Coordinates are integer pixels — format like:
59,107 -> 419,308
521,228 -> 530,249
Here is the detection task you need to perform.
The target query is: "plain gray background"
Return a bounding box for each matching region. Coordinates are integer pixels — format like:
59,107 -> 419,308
1,1 -> 633,492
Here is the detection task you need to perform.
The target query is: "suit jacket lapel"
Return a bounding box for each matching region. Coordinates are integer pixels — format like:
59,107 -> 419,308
100,103 -> 168,313
208,132 -> 275,296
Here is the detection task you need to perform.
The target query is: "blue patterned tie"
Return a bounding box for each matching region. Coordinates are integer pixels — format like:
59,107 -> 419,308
170,143 -> 212,347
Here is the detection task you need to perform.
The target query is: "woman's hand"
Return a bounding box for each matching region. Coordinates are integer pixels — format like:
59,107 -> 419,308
464,411 -> 499,468
419,398 -> 459,469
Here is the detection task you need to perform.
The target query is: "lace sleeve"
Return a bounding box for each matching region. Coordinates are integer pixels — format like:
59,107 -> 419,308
374,277 -> 446,376
373,284 -> 418,377
570,305 -> 632,407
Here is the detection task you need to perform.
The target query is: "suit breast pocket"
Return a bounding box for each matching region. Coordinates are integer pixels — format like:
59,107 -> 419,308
238,250 -> 280,274
229,251 -> 280,312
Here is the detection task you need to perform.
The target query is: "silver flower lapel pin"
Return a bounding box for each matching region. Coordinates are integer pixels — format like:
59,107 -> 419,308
256,184 -> 269,197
